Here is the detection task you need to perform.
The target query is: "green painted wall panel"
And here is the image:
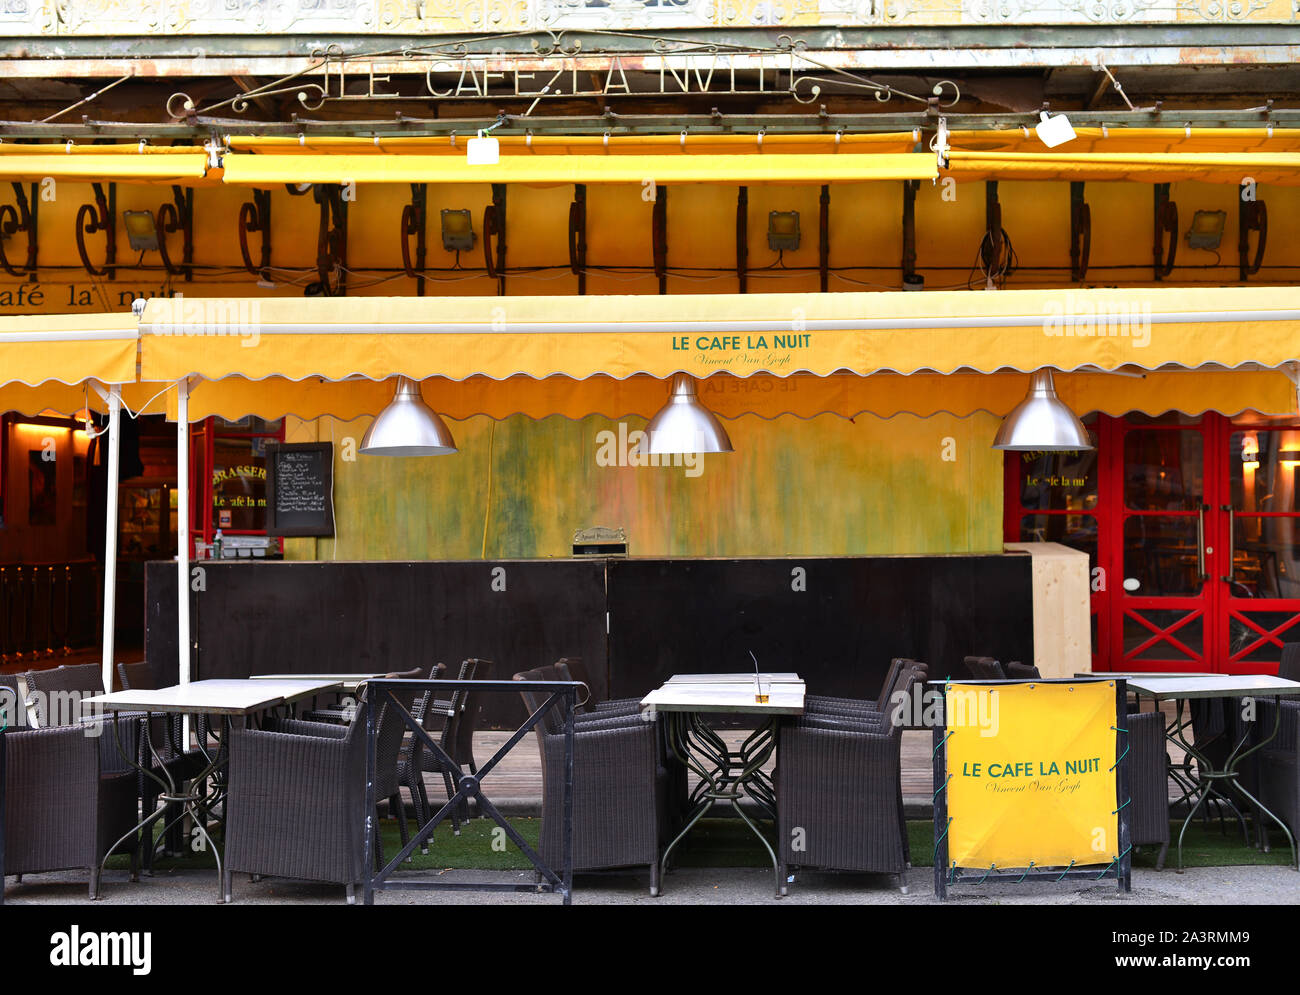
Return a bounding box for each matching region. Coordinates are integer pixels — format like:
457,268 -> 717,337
298,410 -> 1004,560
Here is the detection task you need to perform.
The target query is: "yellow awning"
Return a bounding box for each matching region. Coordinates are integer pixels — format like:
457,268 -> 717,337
0,381 -> 173,419
137,286 -> 1300,383
0,313 -> 139,389
219,152 -> 937,186
172,369 -> 1299,423
947,128 -> 1300,155
0,145 -> 211,183
944,150 -> 1300,185
225,133 -> 922,156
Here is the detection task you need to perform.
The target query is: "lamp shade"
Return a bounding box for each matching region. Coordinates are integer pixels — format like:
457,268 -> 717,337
359,376 -> 458,456
992,370 -> 1094,452
637,373 -> 734,455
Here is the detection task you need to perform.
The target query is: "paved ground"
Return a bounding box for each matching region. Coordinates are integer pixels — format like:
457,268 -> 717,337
5,863 -> 1297,905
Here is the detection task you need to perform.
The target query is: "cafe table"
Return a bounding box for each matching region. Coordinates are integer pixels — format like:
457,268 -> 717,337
640,673 -> 805,898
251,672 -> 385,693
84,678 -> 342,902
1125,674 -> 1300,872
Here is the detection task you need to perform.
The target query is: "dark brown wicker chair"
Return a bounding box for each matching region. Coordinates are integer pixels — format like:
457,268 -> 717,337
222,687 -> 408,903
1257,697 -> 1300,849
116,661 -> 153,692
776,670 -> 918,891
25,663 -> 143,780
514,665 -> 670,893
1126,708 -> 1171,867
963,656 -> 1006,680
1005,661 -> 1041,679
3,723 -> 139,899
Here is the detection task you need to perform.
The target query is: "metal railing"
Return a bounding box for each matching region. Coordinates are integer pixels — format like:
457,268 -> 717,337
362,678 -> 578,906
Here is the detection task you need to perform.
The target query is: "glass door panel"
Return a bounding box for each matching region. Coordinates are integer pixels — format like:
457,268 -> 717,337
1222,427 -> 1300,672
1115,421 -> 1212,671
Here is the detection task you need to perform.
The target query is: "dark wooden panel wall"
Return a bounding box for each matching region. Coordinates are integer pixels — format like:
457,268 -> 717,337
605,556 -> 1034,704
146,554 -> 1034,727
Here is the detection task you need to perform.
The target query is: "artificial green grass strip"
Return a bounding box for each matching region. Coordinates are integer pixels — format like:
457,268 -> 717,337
107,815 -> 1294,875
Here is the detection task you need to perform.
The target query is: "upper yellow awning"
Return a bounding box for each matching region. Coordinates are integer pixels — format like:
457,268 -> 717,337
137,286 -> 1300,384
944,150 -> 1300,185
0,145 -> 212,183
947,128 -> 1300,155
172,369 -> 1299,424
219,152 -> 937,186
225,133 -> 923,156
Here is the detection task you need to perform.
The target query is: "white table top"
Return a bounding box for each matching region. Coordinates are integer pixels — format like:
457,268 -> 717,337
252,673 -> 383,692
664,673 -> 802,685
85,679 -> 343,716
641,674 -> 806,715
1126,675 -> 1300,700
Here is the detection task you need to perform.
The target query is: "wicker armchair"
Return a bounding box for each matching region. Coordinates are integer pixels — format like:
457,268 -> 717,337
25,663 -> 142,779
222,689 -> 407,903
3,723 -> 139,899
1005,661 -> 1041,680
963,656 -> 1006,680
514,665 -> 670,892
776,704 -> 910,890
1257,697 -> 1300,848
1119,708 -> 1171,867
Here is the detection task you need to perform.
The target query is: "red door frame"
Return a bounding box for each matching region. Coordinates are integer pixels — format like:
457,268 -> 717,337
1005,412 -> 1300,675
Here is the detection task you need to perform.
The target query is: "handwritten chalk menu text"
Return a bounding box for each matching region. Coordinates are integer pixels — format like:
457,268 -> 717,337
265,443 -> 334,537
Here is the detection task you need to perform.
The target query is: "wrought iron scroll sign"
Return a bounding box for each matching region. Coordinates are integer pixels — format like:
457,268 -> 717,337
165,34 -> 959,119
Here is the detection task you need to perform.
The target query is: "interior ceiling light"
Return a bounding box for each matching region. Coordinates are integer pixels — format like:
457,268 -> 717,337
992,370 -> 1093,452
1034,111 -> 1077,149
359,376 -> 458,456
637,373 -> 734,456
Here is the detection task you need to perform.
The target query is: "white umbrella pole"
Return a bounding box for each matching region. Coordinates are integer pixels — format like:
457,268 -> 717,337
99,385 -> 121,694
177,378 -> 191,687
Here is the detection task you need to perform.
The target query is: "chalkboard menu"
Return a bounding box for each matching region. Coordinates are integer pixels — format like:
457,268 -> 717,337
265,442 -> 334,537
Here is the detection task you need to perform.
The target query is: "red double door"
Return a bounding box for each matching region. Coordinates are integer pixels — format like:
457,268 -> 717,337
1005,412 -> 1300,674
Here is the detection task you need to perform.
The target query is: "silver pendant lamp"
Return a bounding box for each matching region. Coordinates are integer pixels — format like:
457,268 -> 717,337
359,376 -> 458,456
992,369 -> 1093,452
636,373 -> 734,455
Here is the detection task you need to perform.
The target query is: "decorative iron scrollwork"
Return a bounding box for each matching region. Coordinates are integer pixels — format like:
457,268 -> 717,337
651,186 -> 668,294
1070,181 -> 1091,282
75,182 -> 115,278
1239,198 -> 1267,281
157,185 -> 194,280
314,184 -> 348,296
737,186 -> 749,293
0,182 -> 37,279
238,188 -> 273,281
1153,183 -> 1177,280
400,183 -> 428,295
568,183 -> 587,295
483,183 -> 506,293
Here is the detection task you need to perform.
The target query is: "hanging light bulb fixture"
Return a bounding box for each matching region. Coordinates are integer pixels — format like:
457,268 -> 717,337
636,373 -> 734,456
992,369 -> 1093,452
359,376 -> 458,456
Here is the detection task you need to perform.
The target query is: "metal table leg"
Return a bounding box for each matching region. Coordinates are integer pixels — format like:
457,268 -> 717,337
657,711 -> 784,898
1164,695 -> 1297,872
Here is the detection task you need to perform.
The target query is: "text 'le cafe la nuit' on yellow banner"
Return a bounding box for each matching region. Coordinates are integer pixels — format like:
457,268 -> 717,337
944,681 -> 1121,870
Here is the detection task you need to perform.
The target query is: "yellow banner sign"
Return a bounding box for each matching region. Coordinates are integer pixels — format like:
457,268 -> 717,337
945,681 -> 1119,870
